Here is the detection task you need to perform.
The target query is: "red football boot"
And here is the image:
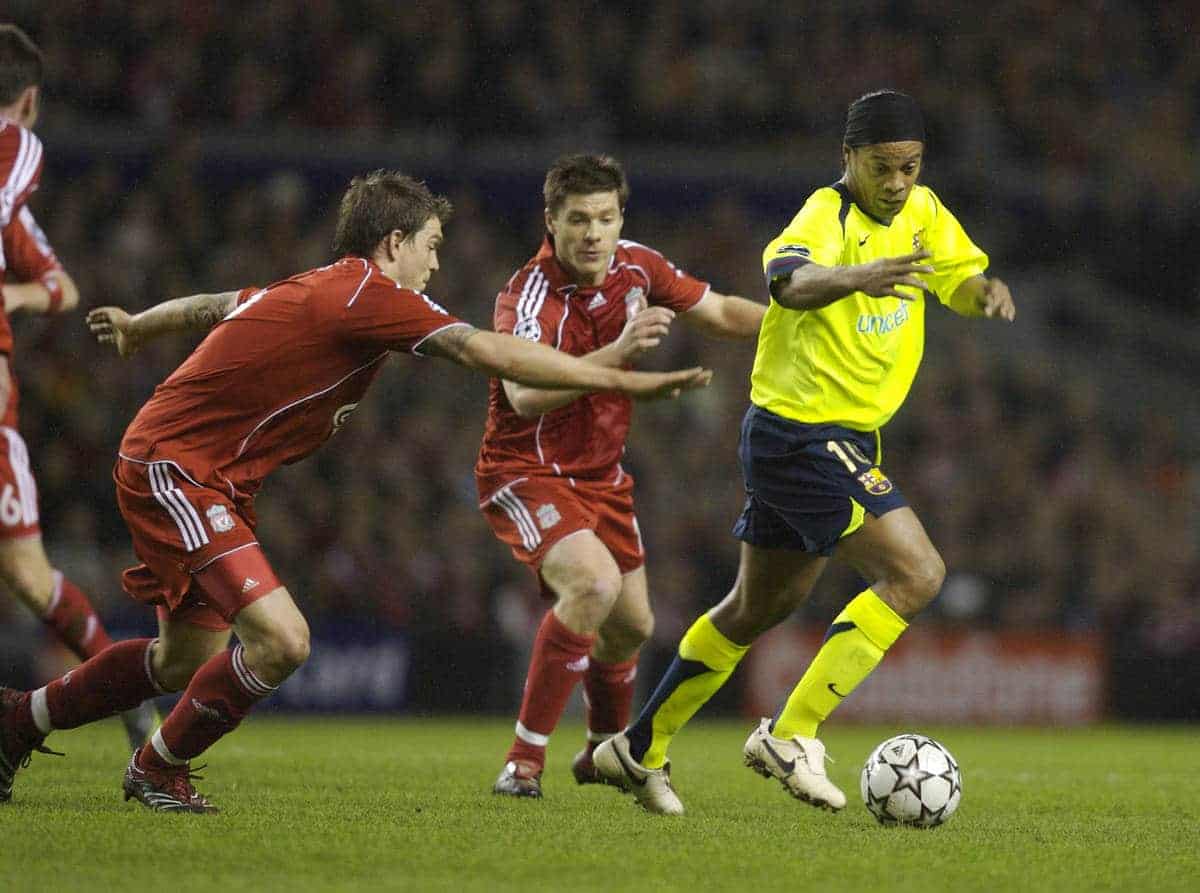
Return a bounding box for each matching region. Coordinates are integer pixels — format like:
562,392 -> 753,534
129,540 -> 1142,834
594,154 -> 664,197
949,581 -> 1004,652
122,751 -> 218,814
492,759 -> 543,798
0,687 -> 62,803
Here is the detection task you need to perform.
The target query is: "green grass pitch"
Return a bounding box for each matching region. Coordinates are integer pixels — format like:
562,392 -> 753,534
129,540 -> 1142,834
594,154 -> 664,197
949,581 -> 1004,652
1,717 -> 1195,892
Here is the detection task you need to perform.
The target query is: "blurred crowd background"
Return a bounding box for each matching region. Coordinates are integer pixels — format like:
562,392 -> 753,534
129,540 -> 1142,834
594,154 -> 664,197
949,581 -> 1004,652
2,1 -> 1197,718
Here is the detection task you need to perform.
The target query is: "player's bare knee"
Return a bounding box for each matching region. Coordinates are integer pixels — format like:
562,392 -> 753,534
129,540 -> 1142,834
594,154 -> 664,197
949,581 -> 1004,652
281,624 -> 312,670
893,551 -> 946,615
258,620 -> 311,677
914,550 -> 946,604
561,569 -> 622,618
272,630 -> 310,676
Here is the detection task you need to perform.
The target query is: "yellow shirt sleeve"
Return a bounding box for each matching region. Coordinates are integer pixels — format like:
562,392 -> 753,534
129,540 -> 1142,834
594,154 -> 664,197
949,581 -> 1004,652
761,189 -> 845,288
921,189 -> 989,305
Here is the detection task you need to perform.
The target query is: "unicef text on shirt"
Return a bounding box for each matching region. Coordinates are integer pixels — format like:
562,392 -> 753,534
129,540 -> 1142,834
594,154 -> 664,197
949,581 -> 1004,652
856,301 -> 910,336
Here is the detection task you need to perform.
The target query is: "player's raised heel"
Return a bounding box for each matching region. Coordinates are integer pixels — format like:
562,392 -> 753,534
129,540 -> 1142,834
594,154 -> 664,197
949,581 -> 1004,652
742,717 -> 846,811
592,732 -> 684,815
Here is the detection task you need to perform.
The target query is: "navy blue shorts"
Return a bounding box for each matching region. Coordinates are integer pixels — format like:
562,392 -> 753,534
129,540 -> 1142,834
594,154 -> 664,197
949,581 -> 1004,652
732,405 -> 908,555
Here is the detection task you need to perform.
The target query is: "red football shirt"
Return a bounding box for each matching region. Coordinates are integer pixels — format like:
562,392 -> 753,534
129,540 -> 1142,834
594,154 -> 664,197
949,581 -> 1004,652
475,237 -> 708,489
3,206 -> 58,283
0,121 -> 43,351
0,121 -> 48,428
120,257 -> 470,500
0,205 -> 61,427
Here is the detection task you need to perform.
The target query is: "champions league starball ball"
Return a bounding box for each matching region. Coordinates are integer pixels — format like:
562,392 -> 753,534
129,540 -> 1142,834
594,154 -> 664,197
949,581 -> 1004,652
860,733 -> 962,827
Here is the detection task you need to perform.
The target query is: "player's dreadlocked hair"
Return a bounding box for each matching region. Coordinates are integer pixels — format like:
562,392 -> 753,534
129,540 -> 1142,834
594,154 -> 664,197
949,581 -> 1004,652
333,170 -> 453,259
0,24 -> 43,106
543,154 -> 630,215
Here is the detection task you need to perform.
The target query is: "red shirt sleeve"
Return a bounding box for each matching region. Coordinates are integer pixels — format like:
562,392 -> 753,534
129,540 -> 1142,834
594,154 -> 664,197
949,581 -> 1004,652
631,244 -> 709,313
0,124 -> 43,225
493,267 -> 557,345
2,206 -> 60,282
342,280 -> 470,354
233,285 -> 265,307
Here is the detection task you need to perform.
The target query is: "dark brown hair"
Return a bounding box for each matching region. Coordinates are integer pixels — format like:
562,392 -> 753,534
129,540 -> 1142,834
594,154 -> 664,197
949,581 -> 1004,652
0,24 -> 43,106
332,170 -> 453,259
543,154 -> 630,215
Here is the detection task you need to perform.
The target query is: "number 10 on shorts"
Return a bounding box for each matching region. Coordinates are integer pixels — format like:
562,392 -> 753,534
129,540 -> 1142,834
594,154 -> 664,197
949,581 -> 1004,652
827,439 -> 871,473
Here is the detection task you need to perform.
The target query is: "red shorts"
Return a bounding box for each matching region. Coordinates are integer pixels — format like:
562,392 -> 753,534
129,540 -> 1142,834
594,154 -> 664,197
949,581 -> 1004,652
479,470 -> 644,596
115,457 -> 280,630
0,427 -> 42,540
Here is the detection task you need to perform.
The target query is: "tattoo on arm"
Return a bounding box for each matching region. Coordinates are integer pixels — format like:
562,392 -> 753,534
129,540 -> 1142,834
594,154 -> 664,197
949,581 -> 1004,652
183,302 -> 225,330
423,324 -> 479,361
183,292 -> 238,331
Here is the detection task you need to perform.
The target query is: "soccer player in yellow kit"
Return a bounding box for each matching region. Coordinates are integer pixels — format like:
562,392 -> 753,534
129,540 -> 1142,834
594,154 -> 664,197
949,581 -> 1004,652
595,90 -> 1015,814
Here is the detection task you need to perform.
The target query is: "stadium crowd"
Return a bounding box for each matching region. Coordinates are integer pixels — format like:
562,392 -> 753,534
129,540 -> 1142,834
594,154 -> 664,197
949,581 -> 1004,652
1,2 -> 1196,714
14,0 -> 1200,318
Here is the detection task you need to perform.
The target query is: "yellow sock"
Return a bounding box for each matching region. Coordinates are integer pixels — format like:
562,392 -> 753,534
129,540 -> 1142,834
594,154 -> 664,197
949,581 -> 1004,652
632,613 -> 750,769
772,589 -> 907,740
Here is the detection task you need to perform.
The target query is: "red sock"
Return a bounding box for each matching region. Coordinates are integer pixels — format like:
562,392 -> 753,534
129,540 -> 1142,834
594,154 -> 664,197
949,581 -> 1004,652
506,611 -> 595,772
41,571 -> 114,661
42,638 -> 159,730
140,644 -> 275,767
583,654 -> 639,748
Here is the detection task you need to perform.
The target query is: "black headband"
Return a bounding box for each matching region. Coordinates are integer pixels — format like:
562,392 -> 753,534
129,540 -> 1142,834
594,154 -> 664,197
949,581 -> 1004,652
844,91 -> 925,147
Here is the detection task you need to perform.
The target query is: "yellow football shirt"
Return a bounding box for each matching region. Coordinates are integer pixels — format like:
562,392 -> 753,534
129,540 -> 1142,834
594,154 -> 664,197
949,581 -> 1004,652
752,183 -> 988,431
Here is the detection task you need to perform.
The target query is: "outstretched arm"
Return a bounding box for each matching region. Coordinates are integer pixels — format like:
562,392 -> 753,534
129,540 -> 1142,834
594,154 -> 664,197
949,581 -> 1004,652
86,291 -> 239,357
422,324 -> 712,399
948,274 -> 1016,321
681,290 -> 766,339
771,251 -> 935,311
3,269 -> 80,316
501,304 -> 677,418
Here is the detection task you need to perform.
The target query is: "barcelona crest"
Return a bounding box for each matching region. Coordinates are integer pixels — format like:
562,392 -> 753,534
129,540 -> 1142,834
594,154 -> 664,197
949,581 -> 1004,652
857,467 -> 894,495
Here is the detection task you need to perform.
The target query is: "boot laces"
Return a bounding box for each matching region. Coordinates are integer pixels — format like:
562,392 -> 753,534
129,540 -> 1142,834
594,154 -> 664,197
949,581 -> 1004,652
18,741 -> 64,770
161,763 -> 209,804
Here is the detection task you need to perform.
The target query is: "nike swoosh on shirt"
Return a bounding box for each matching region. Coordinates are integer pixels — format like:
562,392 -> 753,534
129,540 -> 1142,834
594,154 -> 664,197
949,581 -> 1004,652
828,682 -> 848,698
858,235 -> 870,246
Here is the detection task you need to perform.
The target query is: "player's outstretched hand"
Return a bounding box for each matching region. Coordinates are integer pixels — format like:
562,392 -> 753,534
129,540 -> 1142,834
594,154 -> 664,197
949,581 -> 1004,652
979,277 -> 1016,321
623,366 -> 713,401
856,250 -> 935,300
86,306 -> 140,357
614,305 -> 675,363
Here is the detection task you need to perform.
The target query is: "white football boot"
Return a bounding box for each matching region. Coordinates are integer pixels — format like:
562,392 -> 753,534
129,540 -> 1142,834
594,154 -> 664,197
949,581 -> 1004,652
743,717 -> 846,811
592,732 -> 685,816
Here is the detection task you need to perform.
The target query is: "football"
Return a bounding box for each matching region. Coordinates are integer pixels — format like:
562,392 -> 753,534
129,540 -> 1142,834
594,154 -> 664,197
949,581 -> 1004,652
860,733 -> 962,827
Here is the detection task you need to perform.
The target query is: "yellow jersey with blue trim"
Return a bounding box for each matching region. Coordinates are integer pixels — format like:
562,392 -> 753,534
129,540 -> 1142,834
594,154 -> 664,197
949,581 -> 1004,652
753,182 -> 987,431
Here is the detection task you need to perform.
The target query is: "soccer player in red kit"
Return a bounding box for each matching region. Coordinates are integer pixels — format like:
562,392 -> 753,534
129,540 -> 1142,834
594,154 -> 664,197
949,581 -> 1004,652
478,155 -> 765,798
0,24 -> 157,751
0,170 -> 710,812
